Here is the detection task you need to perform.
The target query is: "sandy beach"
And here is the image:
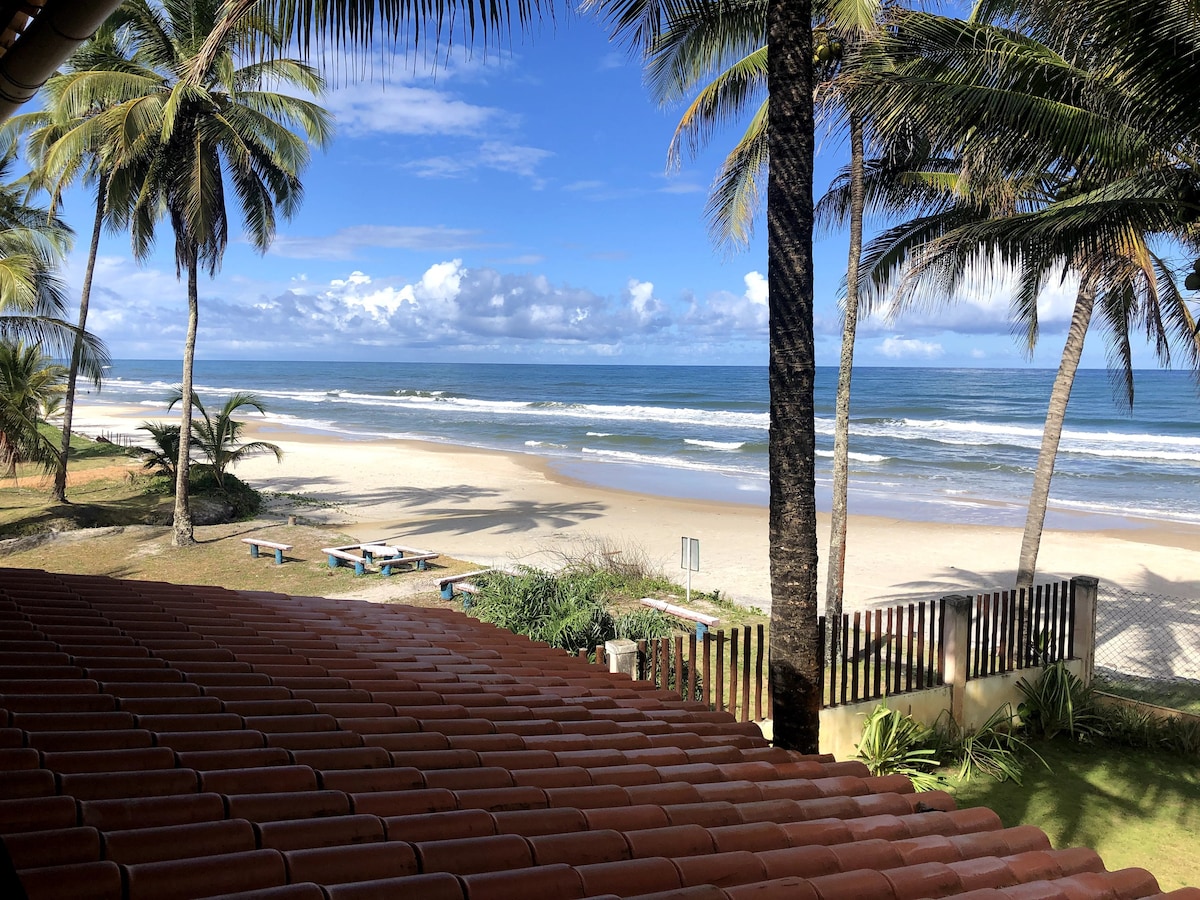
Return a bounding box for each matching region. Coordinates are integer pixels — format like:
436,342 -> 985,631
69,399 -> 1200,610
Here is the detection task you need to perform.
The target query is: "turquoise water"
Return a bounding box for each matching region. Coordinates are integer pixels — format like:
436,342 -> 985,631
88,361 -> 1200,528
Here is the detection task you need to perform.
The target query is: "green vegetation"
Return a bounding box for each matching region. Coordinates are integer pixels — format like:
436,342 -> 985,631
857,702 -> 1038,787
470,567 -> 677,653
1093,674 -> 1200,717
954,740 -> 1200,892
854,704 -> 943,790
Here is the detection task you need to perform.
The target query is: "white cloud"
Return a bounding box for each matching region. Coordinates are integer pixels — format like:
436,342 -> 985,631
681,271 -> 770,337
624,280 -> 668,329
269,225 -> 486,260
744,271 -> 768,306
879,336 -> 944,359
325,83 -> 499,137
408,141 -> 552,182
63,252 -> 770,363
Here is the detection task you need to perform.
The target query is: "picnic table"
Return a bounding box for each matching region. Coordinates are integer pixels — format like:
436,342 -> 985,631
321,543 -> 439,576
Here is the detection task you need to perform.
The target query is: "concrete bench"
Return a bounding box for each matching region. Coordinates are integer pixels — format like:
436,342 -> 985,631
241,538 -> 293,565
639,597 -> 721,639
377,552 -> 439,576
438,569 -> 497,603
361,544 -> 440,575
321,547 -> 370,576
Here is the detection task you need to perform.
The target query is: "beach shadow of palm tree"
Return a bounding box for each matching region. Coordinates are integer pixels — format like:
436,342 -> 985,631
381,499 -> 607,536
257,480 -> 503,511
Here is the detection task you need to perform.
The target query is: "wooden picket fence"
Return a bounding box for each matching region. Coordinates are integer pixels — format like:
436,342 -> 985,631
967,579 -> 1076,677
822,598 -> 945,708
581,579 -> 1078,722
586,626 -> 770,723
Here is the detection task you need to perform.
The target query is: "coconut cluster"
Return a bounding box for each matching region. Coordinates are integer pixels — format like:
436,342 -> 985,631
813,31 -> 844,65
1184,259 -> 1200,292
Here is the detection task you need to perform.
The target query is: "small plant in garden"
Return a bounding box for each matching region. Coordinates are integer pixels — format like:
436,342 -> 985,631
855,705 -> 945,791
935,705 -> 1043,785
1017,661 -> 1104,740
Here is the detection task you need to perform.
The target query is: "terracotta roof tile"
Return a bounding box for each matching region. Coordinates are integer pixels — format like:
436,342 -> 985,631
0,569 -> 1187,899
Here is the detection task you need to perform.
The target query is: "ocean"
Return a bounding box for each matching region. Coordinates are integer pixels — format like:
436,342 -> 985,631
83,360 -> 1200,530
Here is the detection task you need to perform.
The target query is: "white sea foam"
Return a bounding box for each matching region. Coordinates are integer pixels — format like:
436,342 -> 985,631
112,374 -> 768,431
580,447 -> 757,476
684,439 -> 745,451
815,449 -> 889,463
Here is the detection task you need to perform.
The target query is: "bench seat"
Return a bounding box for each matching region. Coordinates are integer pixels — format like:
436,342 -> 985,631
241,538 -> 293,565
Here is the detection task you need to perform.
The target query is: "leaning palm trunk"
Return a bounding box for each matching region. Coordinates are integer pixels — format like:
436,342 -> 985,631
825,115 -> 865,659
1015,281 -> 1097,596
52,181 -> 106,503
767,0 -> 821,753
173,254 -> 200,547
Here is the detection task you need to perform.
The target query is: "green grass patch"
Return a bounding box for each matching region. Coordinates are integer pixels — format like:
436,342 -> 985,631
952,739 -> 1200,891
1093,673 -> 1200,716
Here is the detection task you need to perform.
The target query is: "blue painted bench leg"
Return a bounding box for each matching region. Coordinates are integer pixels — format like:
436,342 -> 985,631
417,559 -> 428,571
353,560 -> 365,576
326,554 -> 339,569
696,622 -> 709,641
249,545 -> 260,559
441,585 -> 454,600
273,549 -> 284,565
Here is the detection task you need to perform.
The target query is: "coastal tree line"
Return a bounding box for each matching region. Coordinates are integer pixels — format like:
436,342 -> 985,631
0,0 -> 1198,750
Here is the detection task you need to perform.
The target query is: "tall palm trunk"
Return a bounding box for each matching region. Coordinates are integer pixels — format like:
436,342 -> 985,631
824,114 -> 865,658
766,0 -> 821,752
1015,281 -> 1096,593
52,180 -> 106,503
173,251 -> 199,547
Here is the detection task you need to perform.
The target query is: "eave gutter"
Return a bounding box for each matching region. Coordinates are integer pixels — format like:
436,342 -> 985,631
0,0 -> 125,122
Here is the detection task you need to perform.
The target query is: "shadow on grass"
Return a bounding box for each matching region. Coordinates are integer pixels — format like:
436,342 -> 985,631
954,739 -> 1200,890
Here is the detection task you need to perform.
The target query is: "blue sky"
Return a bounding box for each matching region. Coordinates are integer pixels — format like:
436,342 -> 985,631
48,14 -> 1178,368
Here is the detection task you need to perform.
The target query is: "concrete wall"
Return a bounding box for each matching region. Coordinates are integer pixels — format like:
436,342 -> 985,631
818,659 -> 1087,760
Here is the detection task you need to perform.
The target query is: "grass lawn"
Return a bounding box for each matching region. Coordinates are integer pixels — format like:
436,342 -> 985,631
952,739 -> 1200,891
1094,673 -> 1200,716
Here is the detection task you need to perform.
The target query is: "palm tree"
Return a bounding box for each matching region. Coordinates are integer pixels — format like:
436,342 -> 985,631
194,0 -> 820,749
166,389 -> 282,490
135,420 -> 185,480
57,0 -> 331,546
6,22 -> 147,504
4,22 -> 141,504
0,153 -> 109,430
0,341 -> 68,479
853,1 -> 1200,592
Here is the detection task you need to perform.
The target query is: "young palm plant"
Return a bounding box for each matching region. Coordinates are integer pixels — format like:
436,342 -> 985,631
51,0 -> 331,546
0,342 -> 68,479
165,390 -> 282,491
135,421 -> 185,481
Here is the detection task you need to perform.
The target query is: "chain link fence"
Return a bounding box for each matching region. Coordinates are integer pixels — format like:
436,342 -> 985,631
1093,584 -> 1200,712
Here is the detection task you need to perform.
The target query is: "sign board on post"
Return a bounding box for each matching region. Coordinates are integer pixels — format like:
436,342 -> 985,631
681,537 -> 700,604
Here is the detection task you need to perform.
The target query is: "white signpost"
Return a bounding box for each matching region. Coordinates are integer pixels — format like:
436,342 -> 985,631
681,537 -> 700,604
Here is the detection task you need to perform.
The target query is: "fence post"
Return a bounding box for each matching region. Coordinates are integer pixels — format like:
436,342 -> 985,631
941,594 -> 972,725
1070,575 -> 1099,685
605,639 -> 639,679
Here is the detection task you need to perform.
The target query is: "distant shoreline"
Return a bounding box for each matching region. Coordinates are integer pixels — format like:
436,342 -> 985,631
66,397 -> 1200,607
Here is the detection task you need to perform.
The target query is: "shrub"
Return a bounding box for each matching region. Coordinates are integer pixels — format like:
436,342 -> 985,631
1017,661 -> 1104,740
936,705 -> 1043,785
855,705 -> 945,791
470,566 -> 674,652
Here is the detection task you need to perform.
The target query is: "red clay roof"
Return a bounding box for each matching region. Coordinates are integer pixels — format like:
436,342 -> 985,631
0,567 -> 1195,900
